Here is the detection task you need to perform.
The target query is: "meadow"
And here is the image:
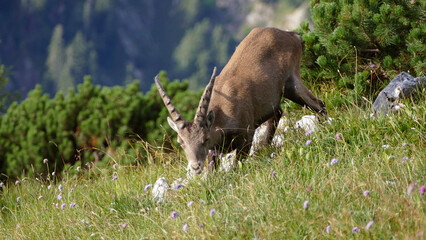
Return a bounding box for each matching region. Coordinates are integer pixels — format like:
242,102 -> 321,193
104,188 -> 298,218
0,87 -> 424,239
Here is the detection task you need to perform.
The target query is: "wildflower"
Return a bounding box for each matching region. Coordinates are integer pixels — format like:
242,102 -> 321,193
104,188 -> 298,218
382,144 -> 390,149
270,152 -> 276,158
0,182 -> 3,188
175,183 -> 183,190
330,158 -> 339,166
70,188 -> 74,193
122,224 -> 127,229
210,209 -> 216,217
16,224 -> 20,228
58,184 -> 62,192
271,170 -> 276,178
402,142 -> 407,147
370,64 -> 375,68
171,211 -> 180,219
305,187 -> 312,192
305,130 -> 313,136
402,157 -> 408,164
366,221 -> 374,230
420,185 -> 425,195
144,184 -> 152,191
352,227 -> 361,233
112,175 -> 118,181
52,171 -> 55,176
61,203 -> 66,210
336,133 -> 342,139
76,166 -> 81,172
363,190 -> 370,197
305,140 -> 312,146
15,180 -> 20,185
303,200 -> 309,210
113,164 -> 117,170
183,223 -> 188,232
187,201 -> 194,207
326,225 -> 331,233
48,185 -> 52,190
43,158 -> 48,164
55,203 -> 59,208
199,224 -> 203,228
70,202 -> 76,208
38,196 -> 43,200
17,197 -> 20,203
209,160 -> 215,168
57,193 -> 62,200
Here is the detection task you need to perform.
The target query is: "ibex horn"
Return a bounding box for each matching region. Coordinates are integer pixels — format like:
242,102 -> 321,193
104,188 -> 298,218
155,75 -> 185,129
195,67 -> 217,126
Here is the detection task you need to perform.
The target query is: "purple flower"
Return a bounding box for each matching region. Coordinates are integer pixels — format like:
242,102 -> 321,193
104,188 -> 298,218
113,164 -> 117,170
15,180 -> 20,185
209,209 -> 216,217
183,223 -> 188,232
58,184 -> 62,192
48,185 -> 52,190
336,133 -> 342,140
17,197 -> 20,202
61,203 -> 66,210
171,211 -> 180,219
209,160 -> 215,168
370,64 -> 375,68
112,175 -> 118,181
38,196 -> 43,200
330,158 -> 339,166
352,227 -> 361,233
363,190 -> 370,197
0,182 -> 3,188
144,184 -> 152,191
303,200 -> 309,210
407,183 -> 415,195
402,142 -> 407,147
57,193 -> 62,200
70,202 -> 76,208
402,157 -> 408,164
305,140 -> 312,146
420,185 -> 425,195
43,158 -> 48,164
326,225 -> 331,233
76,166 -> 81,172
175,183 -> 183,190
305,187 -> 312,192
187,201 -> 194,207
70,188 -> 74,193
271,170 -> 276,178
199,224 -> 203,228
305,130 -> 313,136
122,223 -> 127,229
366,221 -> 374,230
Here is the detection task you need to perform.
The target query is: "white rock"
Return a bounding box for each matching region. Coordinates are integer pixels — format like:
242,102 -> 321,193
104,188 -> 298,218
294,115 -> 318,132
219,150 -> 237,173
152,177 -> 169,204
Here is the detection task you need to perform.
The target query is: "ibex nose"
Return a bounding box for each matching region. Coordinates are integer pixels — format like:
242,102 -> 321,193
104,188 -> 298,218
190,164 -> 203,174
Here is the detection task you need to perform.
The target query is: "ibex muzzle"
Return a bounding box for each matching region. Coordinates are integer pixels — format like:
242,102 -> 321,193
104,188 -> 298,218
155,28 -> 326,175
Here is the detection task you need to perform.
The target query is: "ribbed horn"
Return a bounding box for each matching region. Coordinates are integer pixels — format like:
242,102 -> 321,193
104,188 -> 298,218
194,67 -> 217,126
155,75 -> 185,129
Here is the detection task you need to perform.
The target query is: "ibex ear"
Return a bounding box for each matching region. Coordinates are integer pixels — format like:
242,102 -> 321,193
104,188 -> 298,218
206,110 -> 215,129
167,117 -> 179,133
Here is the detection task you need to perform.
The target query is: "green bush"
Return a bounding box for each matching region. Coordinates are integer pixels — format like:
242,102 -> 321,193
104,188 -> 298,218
297,0 -> 425,99
0,73 -> 200,180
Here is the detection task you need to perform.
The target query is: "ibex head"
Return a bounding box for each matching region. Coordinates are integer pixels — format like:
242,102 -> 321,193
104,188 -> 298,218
155,68 -> 217,174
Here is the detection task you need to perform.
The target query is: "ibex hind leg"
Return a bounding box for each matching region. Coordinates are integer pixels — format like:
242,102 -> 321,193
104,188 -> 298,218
284,75 -> 327,116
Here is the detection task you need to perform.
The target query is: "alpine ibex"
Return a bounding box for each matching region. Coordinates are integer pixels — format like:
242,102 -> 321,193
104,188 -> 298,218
155,27 -> 326,174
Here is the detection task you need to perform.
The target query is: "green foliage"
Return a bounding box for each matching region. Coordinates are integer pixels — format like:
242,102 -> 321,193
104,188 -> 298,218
0,74 -> 200,180
297,0 -> 425,99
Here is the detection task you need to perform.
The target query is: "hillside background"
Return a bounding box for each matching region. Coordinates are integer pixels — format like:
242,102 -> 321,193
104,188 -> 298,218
0,0 -> 308,98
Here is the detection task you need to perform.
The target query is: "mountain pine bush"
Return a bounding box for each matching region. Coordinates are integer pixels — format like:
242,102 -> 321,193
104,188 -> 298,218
297,0 -> 425,98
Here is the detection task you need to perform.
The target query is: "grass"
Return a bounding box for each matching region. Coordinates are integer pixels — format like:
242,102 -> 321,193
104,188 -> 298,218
0,87 -> 425,239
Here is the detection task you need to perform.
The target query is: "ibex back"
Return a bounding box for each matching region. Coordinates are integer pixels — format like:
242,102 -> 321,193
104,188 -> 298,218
155,27 -> 326,175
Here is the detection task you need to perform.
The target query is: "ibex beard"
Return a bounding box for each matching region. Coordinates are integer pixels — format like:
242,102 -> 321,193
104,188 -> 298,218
155,27 -> 327,175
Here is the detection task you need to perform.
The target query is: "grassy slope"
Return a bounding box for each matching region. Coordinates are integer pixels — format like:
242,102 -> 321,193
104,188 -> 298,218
0,87 -> 425,239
